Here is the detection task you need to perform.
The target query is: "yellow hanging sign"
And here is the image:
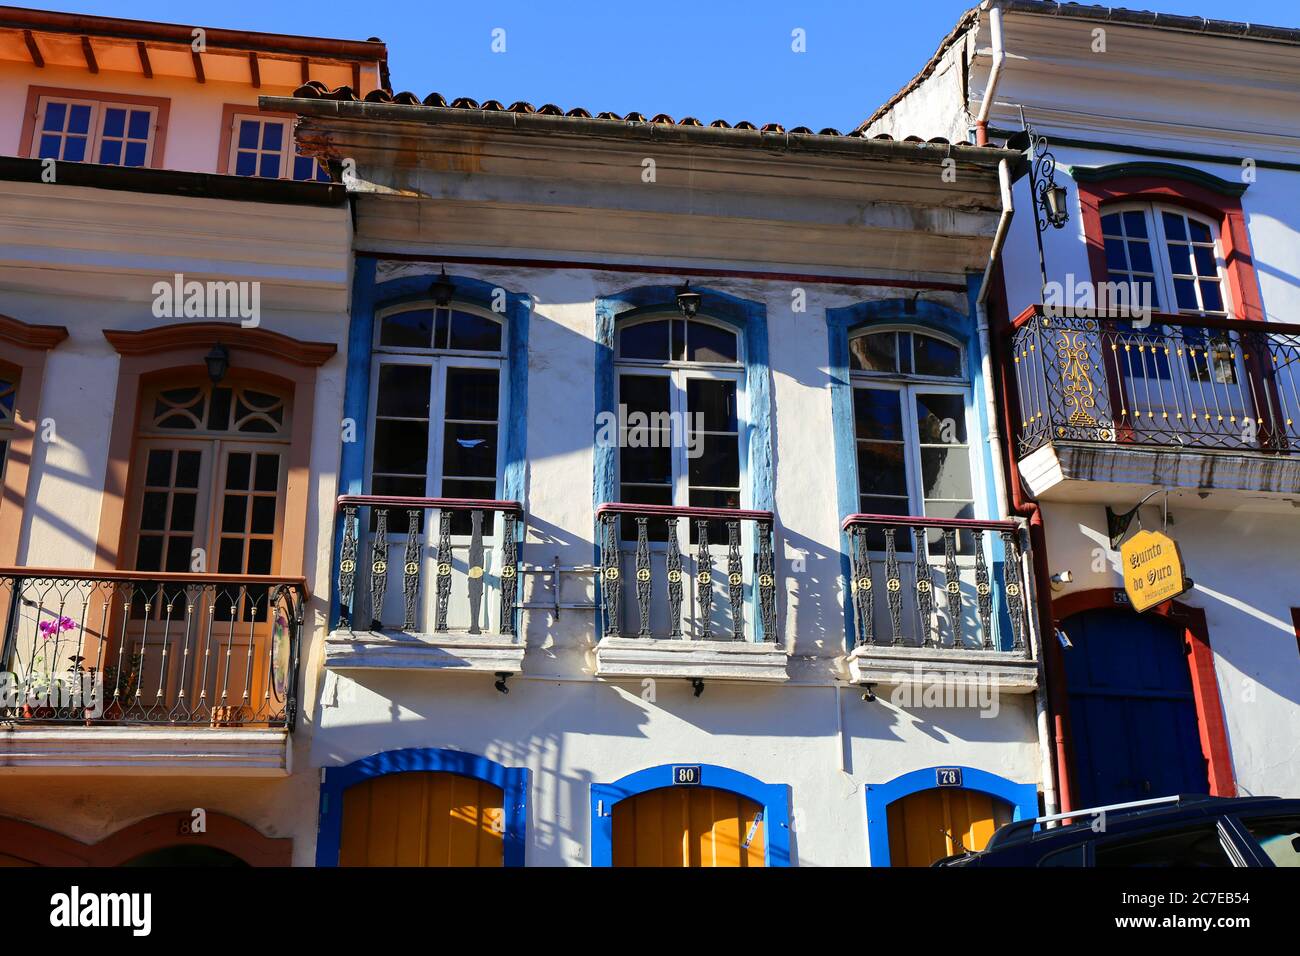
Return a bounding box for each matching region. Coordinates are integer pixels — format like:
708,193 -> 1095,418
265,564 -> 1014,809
1120,529 -> 1189,612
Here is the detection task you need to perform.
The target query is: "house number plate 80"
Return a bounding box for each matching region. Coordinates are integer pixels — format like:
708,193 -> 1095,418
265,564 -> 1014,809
673,765 -> 701,786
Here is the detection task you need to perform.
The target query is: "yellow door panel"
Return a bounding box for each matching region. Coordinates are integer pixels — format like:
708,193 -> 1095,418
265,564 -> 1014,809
613,786 -> 765,867
887,788 -> 1013,867
339,771 -> 504,867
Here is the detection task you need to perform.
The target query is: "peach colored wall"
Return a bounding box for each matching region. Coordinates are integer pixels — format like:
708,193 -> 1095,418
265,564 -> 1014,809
0,59 -> 360,173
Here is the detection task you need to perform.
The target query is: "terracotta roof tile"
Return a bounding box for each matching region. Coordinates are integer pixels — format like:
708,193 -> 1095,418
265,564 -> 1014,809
288,84 -> 977,144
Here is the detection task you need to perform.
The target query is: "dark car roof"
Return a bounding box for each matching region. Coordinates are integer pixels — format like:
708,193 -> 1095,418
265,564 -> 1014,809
939,795 -> 1299,866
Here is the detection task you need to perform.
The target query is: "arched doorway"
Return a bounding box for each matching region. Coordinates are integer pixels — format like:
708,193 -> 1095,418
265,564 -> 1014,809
122,846 -> 248,866
338,771 -> 504,867
612,786 -> 765,867
1061,607 -> 1210,807
887,788 -> 1013,866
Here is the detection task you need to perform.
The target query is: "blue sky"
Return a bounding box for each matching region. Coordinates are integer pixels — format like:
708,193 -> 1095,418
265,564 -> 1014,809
25,1 -> 1300,133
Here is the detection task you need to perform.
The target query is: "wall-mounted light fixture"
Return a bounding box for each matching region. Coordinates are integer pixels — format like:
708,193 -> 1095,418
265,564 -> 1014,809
674,280 -> 702,319
430,265 -> 455,307
205,343 -> 230,384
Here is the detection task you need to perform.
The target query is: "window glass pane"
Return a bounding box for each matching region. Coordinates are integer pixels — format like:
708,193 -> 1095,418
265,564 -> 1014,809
688,322 -> 738,363
620,443 -> 672,485
376,364 -> 431,418
261,122 -> 283,151
68,105 -> 91,135
688,434 -> 740,488
176,451 -> 202,488
98,139 -> 122,165
620,374 -> 670,417
849,332 -> 896,372
1104,237 -> 1128,271
141,491 -> 168,530
102,107 -> 125,138
1200,281 -> 1224,313
123,141 -> 147,167
128,109 -> 151,140
1188,219 -> 1212,244
145,449 -> 172,487
254,453 -> 279,492
1192,245 -> 1216,276
920,447 -> 973,501
1095,826 -> 1232,867
370,475 -> 424,499
1242,816 -> 1300,867
251,495 -> 277,535
1121,210 -> 1148,238
449,310 -> 502,352
1166,243 -> 1192,274
258,153 -> 281,178
235,151 -> 257,176
38,134 -> 61,159
380,309 -> 435,348
913,335 -> 961,378
225,452 -> 251,490
1174,278 -> 1199,311
619,320 -> 670,360
442,422 -> 497,477
1127,241 -> 1154,274
221,494 -> 246,533
853,388 -> 903,441
444,368 -> 499,421
1100,212 -> 1122,236
687,379 -> 737,432
63,136 -> 86,162
1161,211 -> 1186,241
372,420 -> 429,475
238,120 -> 260,149
856,442 -> 907,497
293,155 -> 316,181
170,492 -> 196,531
44,101 -> 66,131
915,393 -> 967,443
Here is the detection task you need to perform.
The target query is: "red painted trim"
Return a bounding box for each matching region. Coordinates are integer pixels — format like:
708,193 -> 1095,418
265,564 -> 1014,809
842,513 -> 1020,533
0,811 -> 291,866
19,85 -> 171,169
337,494 -> 522,514
1076,175 -> 1265,323
596,502 -> 773,522
357,250 -> 971,293
103,322 -> 336,367
1053,588 -> 1236,799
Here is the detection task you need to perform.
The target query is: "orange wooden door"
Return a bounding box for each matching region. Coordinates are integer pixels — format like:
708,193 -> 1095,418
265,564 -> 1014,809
612,786 -> 765,867
339,771 -> 504,866
887,788 -> 1012,866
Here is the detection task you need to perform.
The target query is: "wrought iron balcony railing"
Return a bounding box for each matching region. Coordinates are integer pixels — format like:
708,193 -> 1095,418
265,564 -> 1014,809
334,495 -> 523,635
1010,306 -> 1300,456
0,569 -> 303,727
595,503 -> 778,643
842,515 -> 1032,654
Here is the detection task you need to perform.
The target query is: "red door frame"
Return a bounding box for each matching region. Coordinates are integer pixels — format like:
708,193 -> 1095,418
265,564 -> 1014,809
1052,588 -> 1236,804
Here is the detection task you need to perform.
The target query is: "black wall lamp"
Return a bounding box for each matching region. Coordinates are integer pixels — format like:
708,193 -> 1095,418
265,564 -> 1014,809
205,343 -> 230,384
675,280 -> 702,319
430,266 -> 455,307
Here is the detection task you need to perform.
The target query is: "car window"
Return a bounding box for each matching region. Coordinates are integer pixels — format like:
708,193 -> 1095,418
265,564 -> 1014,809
1095,824 -> 1235,867
1241,816 -> 1300,867
1038,843 -> 1088,867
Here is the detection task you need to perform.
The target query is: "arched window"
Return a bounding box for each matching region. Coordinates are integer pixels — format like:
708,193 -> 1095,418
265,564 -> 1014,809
0,373 -> 15,484
368,302 -> 506,533
614,315 -> 743,536
1101,203 -> 1231,317
849,327 -> 973,551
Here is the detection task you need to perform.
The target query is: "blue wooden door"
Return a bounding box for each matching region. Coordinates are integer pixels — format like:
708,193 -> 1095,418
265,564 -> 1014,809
1061,609 -> 1209,808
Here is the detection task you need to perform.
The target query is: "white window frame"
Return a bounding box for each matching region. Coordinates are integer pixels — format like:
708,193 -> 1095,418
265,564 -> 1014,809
614,313 -> 749,512
31,95 -> 158,167
367,301 -> 508,504
1101,202 -> 1234,318
848,326 -> 983,546
227,112 -> 327,182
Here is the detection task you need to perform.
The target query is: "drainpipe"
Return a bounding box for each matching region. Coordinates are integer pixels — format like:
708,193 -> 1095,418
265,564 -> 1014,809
976,162 -> 1059,820
974,2 -> 1006,146
993,312 -> 1076,816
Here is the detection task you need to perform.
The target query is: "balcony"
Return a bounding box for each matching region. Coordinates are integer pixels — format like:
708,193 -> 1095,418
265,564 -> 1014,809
1009,306 -> 1300,499
0,569 -> 303,774
841,515 -> 1038,693
325,495 -> 526,674
591,503 -> 787,683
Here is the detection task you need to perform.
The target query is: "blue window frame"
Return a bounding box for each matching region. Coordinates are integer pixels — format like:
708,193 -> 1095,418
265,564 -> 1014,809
34,96 -> 155,167
316,747 -> 530,866
590,763 -> 791,867
230,114 -> 330,182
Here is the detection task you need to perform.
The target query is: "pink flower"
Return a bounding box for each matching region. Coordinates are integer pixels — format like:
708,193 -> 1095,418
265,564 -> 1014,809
37,615 -> 77,638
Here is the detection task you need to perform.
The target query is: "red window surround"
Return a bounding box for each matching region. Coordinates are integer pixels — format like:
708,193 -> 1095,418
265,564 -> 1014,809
1077,173 -> 1265,323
